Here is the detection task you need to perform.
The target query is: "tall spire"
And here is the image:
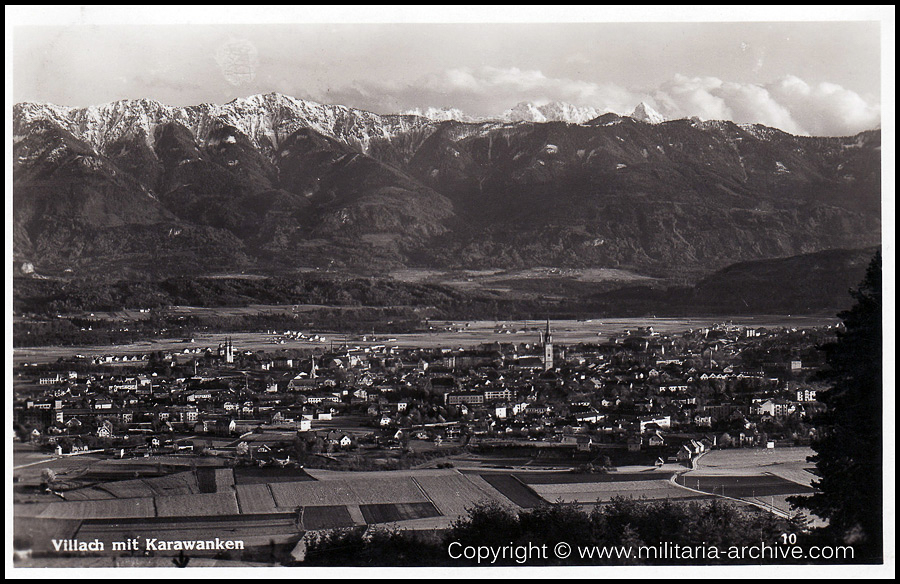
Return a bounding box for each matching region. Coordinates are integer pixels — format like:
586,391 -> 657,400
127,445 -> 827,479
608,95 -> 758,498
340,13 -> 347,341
542,318 -> 553,371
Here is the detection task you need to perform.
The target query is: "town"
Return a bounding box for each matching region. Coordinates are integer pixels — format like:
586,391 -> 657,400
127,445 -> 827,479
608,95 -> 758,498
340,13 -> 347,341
15,320 -> 835,469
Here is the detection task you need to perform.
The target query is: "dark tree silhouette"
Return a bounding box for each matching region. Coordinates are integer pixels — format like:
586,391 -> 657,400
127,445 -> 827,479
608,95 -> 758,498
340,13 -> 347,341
789,251 -> 883,561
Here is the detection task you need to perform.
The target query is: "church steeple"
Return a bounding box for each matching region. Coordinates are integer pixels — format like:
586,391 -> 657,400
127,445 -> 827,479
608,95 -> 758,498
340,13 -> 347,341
542,318 -> 553,371
224,337 -> 234,364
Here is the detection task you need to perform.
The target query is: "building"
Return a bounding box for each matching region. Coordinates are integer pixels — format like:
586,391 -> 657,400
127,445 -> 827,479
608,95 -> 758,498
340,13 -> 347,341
483,388 -> 514,401
540,319 -> 554,371
638,415 -> 671,433
445,392 -> 485,406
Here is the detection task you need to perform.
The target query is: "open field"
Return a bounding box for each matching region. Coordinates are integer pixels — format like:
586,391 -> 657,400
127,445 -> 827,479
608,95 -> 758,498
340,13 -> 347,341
236,483 -> 281,514
25,497 -> 157,520
517,471 -> 678,484
479,474 -> 545,508
386,266 -> 657,292
692,447 -> 817,488
413,474 -> 512,517
531,479 -> 706,504
155,491 -> 240,517
14,315 -> 837,364
675,474 -> 815,498
233,466 -> 316,484
270,477 -> 428,508
359,502 -> 441,524
696,447 -> 815,470
300,505 -> 356,530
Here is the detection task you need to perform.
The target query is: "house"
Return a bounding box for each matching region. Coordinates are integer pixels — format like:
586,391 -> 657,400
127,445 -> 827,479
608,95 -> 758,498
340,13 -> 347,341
796,388 -> 818,402
647,431 -> 666,447
676,444 -> 693,461
97,420 -> 114,438
288,374 -> 318,392
757,399 -> 793,418
638,415 -> 671,433
627,435 -> 642,452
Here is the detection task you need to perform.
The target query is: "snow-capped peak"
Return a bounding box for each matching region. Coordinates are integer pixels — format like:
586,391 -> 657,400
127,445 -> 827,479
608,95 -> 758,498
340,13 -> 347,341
500,101 -> 606,124
631,102 -> 666,124
13,93 -> 435,156
404,106 -> 475,123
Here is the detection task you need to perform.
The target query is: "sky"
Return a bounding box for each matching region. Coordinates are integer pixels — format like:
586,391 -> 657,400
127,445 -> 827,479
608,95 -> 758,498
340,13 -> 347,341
8,7 -> 894,136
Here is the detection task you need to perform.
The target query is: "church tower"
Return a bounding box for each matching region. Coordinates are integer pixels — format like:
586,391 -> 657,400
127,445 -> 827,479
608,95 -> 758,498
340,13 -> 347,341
542,319 -> 553,371
225,337 -> 234,364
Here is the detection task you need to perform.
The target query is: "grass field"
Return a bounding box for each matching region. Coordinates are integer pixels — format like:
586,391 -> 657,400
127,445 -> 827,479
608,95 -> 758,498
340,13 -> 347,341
300,505 -> 356,530
359,502 -> 441,524
35,497 -> 157,519
479,474 -> 545,508
413,474 -> 512,517
155,492 -> 240,517
531,479 -> 705,504
235,483 -> 282,514
269,477 -> 428,508
233,466 -> 316,484
517,471 -> 676,484
14,316 -> 837,364
676,474 -> 815,498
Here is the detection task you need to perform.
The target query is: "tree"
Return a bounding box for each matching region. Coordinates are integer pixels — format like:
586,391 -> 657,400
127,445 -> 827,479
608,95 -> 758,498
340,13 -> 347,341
789,251 -> 883,560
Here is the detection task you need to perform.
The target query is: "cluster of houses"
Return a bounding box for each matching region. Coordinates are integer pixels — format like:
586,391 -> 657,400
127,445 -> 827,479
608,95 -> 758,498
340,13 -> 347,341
15,323 -> 833,460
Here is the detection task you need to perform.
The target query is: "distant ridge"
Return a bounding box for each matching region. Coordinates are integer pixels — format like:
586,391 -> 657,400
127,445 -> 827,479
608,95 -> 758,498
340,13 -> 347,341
13,93 -> 881,281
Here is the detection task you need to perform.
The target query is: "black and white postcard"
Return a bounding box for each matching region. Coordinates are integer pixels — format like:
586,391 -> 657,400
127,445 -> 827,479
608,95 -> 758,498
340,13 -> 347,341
7,6 -> 894,578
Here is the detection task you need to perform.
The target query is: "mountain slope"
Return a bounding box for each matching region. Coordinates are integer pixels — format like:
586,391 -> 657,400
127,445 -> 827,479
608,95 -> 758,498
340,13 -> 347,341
13,94 -> 881,280
596,247 -> 880,315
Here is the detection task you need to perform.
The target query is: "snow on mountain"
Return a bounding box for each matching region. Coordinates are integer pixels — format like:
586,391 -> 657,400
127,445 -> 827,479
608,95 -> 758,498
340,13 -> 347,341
13,93 -> 434,157
404,106 -> 475,123
499,101 -> 606,124
630,102 -> 666,124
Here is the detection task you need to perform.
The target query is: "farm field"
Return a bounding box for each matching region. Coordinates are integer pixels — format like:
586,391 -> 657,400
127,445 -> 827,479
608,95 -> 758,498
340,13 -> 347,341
25,497 -> 157,519
517,471 -> 677,484
695,447 -> 815,470
413,474 -> 512,517
530,479 -> 705,504
269,477 -> 428,508
479,474 -> 545,508
56,467 -> 231,500
692,447 -> 817,489
233,466 -> 316,484
359,502 -> 441,524
300,505 -> 356,530
155,491 -> 240,517
303,468 -> 461,481
14,315 -> 837,364
674,474 -> 815,498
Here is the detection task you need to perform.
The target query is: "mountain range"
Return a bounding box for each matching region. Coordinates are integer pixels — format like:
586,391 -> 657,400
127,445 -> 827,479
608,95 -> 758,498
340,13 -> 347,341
13,93 -> 881,285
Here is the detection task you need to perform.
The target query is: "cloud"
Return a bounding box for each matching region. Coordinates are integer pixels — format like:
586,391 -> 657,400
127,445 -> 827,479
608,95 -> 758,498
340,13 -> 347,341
319,67 -> 880,137
767,75 -> 881,136
652,74 -> 879,136
401,66 -> 648,116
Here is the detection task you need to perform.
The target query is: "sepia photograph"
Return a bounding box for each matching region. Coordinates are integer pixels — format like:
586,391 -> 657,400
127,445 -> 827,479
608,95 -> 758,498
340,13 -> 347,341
7,6 -> 894,577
